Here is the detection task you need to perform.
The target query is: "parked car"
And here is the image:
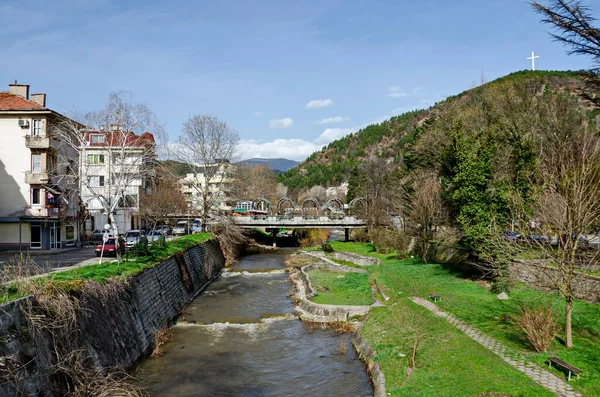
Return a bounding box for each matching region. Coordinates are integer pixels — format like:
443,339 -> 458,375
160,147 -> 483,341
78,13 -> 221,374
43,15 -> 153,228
191,219 -> 202,233
147,229 -> 165,244
92,228 -> 114,241
125,230 -> 148,249
154,225 -> 171,235
173,221 -> 189,236
94,237 -> 125,257
503,231 -> 520,242
525,233 -> 549,244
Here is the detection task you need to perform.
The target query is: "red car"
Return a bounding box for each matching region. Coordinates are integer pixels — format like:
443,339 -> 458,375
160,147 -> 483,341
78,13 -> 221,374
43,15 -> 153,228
95,237 -> 125,257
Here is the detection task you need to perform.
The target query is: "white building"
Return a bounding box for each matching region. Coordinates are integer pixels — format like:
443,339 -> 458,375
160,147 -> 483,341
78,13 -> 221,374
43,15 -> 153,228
0,83 -> 80,250
179,161 -> 234,213
79,127 -> 155,233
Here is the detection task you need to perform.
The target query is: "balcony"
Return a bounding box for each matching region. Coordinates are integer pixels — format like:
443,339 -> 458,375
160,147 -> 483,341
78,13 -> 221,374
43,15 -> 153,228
25,135 -> 50,149
25,171 -> 49,184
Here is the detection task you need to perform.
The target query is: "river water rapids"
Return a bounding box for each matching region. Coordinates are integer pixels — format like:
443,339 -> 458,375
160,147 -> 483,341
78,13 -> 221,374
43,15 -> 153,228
134,250 -> 373,396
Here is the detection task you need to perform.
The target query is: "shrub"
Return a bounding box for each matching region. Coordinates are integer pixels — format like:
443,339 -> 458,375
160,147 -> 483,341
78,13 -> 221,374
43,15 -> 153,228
351,228 -> 369,242
321,242 -> 334,252
516,301 -> 560,352
298,229 -> 330,247
491,276 -> 513,294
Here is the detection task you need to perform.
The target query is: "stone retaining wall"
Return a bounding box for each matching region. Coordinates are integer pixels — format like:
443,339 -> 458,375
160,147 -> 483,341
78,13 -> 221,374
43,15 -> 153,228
508,260 -> 600,303
0,240 -> 225,397
291,252 -> 372,322
353,333 -> 387,397
330,251 -> 380,266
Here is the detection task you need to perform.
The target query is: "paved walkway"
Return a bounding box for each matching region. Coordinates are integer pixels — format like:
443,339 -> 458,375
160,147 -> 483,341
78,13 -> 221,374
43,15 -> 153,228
410,297 -> 581,397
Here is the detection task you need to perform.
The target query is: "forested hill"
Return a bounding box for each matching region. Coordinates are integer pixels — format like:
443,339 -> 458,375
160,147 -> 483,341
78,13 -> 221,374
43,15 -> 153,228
278,70 -> 586,190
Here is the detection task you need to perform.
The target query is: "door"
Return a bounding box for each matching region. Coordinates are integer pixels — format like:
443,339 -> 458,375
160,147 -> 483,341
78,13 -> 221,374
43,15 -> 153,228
31,224 -> 42,249
50,222 -> 60,250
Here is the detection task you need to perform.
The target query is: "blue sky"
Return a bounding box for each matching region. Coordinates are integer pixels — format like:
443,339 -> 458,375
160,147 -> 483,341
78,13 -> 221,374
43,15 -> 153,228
0,0 -> 596,161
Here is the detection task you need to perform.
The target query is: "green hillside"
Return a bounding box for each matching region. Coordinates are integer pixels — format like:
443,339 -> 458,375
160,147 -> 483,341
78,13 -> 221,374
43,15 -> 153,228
278,70 -> 589,190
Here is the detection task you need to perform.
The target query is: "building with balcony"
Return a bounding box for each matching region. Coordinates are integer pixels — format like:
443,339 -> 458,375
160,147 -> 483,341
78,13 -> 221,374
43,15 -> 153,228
0,83 -> 80,250
179,161 -> 235,213
79,127 -> 155,234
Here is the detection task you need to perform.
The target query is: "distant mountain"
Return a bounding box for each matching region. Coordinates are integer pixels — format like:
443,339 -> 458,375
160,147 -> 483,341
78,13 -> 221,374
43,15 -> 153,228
237,158 -> 299,172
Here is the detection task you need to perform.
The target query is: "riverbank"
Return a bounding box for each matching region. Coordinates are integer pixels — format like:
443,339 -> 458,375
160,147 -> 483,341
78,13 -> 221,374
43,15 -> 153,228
0,238 -> 224,397
298,242 -> 600,397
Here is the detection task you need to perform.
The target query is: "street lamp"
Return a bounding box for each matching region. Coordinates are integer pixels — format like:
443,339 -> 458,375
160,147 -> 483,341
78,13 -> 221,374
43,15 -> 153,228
98,223 -> 110,265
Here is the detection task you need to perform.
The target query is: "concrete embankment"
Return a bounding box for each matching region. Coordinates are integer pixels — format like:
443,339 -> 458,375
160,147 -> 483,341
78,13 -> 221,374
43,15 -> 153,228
289,250 -> 386,397
0,240 -> 225,397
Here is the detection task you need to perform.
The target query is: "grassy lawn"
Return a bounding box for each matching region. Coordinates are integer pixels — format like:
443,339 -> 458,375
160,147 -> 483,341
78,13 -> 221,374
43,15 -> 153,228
307,269 -> 372,306
328,241 -> 600,397
1,233 -> 212,303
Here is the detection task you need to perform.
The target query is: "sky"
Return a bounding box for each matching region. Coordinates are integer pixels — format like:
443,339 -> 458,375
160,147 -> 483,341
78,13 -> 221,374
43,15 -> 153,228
0,0 -> 597,161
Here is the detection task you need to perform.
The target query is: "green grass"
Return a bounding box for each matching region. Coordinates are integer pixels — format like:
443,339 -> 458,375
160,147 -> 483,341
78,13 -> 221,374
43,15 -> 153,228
0,233 -> 212,303
328,241 -> 600,397
307,269 -> 372,306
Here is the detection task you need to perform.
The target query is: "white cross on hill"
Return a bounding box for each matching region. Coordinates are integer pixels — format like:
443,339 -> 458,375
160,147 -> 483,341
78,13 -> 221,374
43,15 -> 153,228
527,51 -> 539,71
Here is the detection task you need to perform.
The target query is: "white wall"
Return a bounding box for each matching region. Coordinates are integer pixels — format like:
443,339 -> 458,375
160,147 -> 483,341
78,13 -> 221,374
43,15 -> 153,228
0,116 -> 34,217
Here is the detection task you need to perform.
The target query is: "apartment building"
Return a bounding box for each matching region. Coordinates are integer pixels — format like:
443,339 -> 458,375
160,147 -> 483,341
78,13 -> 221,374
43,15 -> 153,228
79,127 -> 155,233
179,160 -> 234,213
0,84 -> 79,250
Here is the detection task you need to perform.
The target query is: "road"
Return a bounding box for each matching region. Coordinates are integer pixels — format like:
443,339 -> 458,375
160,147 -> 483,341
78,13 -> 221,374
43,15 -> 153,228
0,247 -> 100,276
0,235 -> 180,278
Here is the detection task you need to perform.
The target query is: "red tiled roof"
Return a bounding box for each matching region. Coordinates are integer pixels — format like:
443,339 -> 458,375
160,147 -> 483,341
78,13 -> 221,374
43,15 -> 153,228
84,130 -> 155,147
0,92 -> 46,111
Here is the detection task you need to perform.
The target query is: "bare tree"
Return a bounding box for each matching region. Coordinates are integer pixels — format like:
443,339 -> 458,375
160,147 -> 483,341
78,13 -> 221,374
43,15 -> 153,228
532,0 -> 600,106
275,182 -> 288,199
517,94 -> 600,348
351,158 -> 404,229
230,164 -> 277,203
139,168 -> 188,243
409,174 -> 444,262
52,92 -> 162,259
171,115 -> 239,231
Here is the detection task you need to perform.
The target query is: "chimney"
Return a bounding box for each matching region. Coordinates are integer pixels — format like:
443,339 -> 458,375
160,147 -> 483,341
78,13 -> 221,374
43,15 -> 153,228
31,93 -> 46,107
8,84 -> 29,99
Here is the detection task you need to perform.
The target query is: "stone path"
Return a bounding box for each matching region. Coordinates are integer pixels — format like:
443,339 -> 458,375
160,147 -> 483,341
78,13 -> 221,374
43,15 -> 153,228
410,297 -> 581,397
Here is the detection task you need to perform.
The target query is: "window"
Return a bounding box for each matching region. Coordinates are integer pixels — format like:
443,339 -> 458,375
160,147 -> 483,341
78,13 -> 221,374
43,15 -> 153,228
118,194 -> 138,208
32,119 -> 42,136
87,154 -> 105,164
90,134 -> 105,144
88,175 -> 105,187
31,188 -> 41,206
31,154 -> 41,172
65,224 -> 75,240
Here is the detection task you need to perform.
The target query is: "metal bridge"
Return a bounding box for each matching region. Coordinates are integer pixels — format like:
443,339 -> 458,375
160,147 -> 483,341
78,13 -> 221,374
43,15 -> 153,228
232,215 -> 366,229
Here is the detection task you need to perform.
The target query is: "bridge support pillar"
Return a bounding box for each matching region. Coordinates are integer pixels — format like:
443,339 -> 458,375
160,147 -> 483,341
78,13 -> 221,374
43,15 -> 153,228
272,229 -> 277,247
345,228 -> 349,242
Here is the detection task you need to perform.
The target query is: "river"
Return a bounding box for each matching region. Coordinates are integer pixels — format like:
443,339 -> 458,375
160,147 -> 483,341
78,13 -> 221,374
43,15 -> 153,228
134,250 -> 373,396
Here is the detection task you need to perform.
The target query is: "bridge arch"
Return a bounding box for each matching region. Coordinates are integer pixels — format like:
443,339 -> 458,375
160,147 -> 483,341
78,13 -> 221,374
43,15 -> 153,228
349,197 -> 365,209
276,197 -> 295,213
252,198 -> 272,212
325,198 -> 344,212
348,197 -> 366,216
301,197 -> 319,215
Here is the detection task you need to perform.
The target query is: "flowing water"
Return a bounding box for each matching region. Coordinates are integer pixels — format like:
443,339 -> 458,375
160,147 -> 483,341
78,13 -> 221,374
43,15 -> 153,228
135,250 -> 373,397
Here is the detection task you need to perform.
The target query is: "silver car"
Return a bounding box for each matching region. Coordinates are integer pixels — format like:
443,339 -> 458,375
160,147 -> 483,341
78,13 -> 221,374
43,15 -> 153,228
125,230 -> 147,248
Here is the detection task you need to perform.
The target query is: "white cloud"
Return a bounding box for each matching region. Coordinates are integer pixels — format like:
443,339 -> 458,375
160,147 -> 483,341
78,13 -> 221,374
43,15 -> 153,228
316,116 -> 350,125
315,127 -> 358,144
253,111 -> 262,116
306,99 -> 333,109
238,139 -> 324,161
386,86 -> 408,98
269,118 -> 294,129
